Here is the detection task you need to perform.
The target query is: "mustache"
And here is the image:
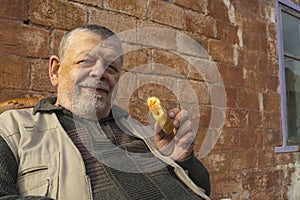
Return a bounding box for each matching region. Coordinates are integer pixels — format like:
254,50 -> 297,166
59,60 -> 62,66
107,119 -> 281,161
77,80 -> 110,92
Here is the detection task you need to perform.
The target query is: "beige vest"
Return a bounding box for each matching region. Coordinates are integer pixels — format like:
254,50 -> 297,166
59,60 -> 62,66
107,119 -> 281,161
0,108 -> 93,200
0,108 -> 209,200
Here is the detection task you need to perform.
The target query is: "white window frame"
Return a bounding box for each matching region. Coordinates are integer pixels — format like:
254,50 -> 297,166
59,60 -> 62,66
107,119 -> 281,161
275,0 -> 300,153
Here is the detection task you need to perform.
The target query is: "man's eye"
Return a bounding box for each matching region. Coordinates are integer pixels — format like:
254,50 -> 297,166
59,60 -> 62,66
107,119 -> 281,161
105,65 -> 119,74
77,59 -> 95,66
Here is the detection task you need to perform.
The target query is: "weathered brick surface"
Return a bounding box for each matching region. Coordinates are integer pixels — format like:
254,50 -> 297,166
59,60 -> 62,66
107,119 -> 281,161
1,0 -> 300,199
122,47 -> 151,71
237,88 -> 260,110
104,0 -> 147,18
218,63 -> 244,87
208,39 -> 234,64
0,0 -> 29,21
185,10 -> 215,38
72,0 -> 102,7
152,49 -> 188,77
137,21 -> 176,50
50,29 -> 66,56
207,0 -> 230,22
173,0 -> 205,12
0,20 -> 49,58
0,54 -> 30,89
89,8 -> 136,36
30,59 -> 57,92
29,0 -> 87,30
147,0 -> 184,29
216,20 -> 239,45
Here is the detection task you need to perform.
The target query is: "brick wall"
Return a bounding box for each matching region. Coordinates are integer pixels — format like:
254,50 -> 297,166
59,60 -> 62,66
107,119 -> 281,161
0,0 -> 299,199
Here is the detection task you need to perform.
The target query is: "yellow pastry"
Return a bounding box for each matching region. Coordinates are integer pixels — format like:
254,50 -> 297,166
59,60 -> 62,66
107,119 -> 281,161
146,96 -> 174,133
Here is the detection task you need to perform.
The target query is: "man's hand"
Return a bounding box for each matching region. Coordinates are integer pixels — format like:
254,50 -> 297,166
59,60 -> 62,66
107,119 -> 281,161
154,108 -> 195,161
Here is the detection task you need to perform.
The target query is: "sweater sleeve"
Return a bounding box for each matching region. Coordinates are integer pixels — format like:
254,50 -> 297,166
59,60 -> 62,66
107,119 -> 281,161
0,136 -> 53,200
176,154 -> 211,196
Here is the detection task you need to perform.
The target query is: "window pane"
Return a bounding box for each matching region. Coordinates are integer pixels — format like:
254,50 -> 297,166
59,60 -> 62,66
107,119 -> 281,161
284,57 -> 300,144
282,11 -> 300,58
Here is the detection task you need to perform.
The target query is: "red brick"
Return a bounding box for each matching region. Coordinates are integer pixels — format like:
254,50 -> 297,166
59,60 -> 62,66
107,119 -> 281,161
198,105 -> 211,128
30,59 -> 57,92
266,23 -> 277,41
104,0 -> 147,18
238,0 -> 260,14
173,0 -> 205,12
262,111 -> 272,129
73,0 -> 102,7
147,0 -> 184,29
137,21 -> 176,50
0,20 -> 49,58
263,129 -> 282,147
187,63 -> 204,81
50,29 -> 66,56
203,150 -> 232,173
237,88 -> 260,110
214,128 -> 240,150
194,128 -> 207,148
89,9 -> 136,40
225,108 -> 248,128
207,0 -> 230,22
257,52 -> 268,74
176,31 -> 209,59
187,58 -> 222,83
218,63 -> 244,87
263,92 -> 281,111
0,54 -> 30,89
0,0 -> 28,20
208,39 -> 234,64
216,20 -> 239,44
137,74 -> 178,102
210,173 -> 242,197
240,129 -> 263,148
256,149 -> 282,167
248,110 -> 263,128
225,87 -> 238,108
185,10 -> 215,38
242,169 -> 283,199
152,49 -> 188,78
270,111 -> 281,130
261,74 -> 275,92
266,37 -> 277,59
188,80 -> 210,105
267,57 -> 279,76
122,48 -> 151,71
243,16 -> 266,36
243,32 -> 262,51
128,99 -> 150,125
237,48 -> 253,70
183,32 -> 209,53
243,69 -> 266,92
29,0 -> 86,30
231,150 -> 257,170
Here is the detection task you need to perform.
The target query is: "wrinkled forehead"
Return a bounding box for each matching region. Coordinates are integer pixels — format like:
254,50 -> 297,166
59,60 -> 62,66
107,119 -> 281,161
66,31 -> 123,60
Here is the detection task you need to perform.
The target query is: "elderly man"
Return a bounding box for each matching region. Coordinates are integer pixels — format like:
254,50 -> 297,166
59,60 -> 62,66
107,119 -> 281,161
0,25 -> 210,200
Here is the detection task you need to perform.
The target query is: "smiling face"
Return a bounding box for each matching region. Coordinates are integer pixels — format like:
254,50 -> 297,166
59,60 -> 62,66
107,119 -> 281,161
49,30 -> 123,119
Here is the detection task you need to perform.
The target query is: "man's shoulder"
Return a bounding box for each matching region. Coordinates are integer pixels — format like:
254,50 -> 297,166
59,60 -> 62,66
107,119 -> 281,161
0,107 -> 34,118
0,107 -> 56,125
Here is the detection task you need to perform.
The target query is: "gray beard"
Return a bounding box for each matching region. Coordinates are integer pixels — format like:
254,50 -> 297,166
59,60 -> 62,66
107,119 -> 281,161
72,86 -> 111,119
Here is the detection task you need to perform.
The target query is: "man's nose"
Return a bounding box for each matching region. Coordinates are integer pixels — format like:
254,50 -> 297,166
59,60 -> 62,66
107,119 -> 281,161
89,60 -> 107,78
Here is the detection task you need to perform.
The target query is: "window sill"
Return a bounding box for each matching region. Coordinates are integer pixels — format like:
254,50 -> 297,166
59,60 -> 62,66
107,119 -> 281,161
275,145 -> 300,153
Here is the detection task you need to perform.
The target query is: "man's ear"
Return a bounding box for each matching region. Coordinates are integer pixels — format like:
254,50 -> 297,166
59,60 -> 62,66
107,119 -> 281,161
49,55 -> 61,86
